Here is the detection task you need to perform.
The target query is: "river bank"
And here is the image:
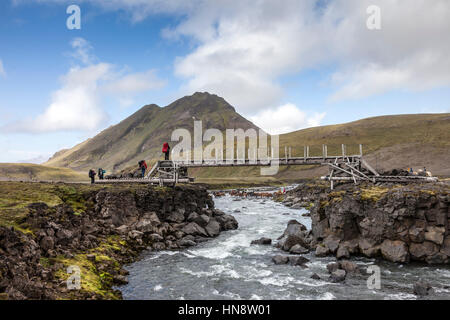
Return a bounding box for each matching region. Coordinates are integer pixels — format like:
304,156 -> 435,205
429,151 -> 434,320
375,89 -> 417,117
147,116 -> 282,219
279,180 -> 450,265
0,182 -> 237,300
119,192 -> 450,300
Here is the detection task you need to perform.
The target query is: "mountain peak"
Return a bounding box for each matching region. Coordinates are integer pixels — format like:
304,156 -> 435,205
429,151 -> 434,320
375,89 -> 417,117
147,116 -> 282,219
45,92 -> 258,172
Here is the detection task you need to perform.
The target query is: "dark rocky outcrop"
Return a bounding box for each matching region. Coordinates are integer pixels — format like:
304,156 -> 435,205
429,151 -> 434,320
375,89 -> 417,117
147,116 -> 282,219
283,181 -> 449,265
276,220 -> 313,253
413,280 -> 433,296
251,237 -> 272,245
0,184 -> 238,300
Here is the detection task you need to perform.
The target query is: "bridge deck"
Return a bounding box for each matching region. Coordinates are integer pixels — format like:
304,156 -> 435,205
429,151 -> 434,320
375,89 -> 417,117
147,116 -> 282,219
168,155 -> 362,168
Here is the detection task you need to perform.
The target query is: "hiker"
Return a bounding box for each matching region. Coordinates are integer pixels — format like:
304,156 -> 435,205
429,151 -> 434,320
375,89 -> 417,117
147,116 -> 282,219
88,169 -> 96,184
162,142 -> 170,160
98,168 -> 105,180
138,160 -> 147,178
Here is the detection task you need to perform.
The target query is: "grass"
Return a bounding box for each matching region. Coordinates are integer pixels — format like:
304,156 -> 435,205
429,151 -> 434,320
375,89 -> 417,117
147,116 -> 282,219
280,113 -> 450,155
0,163 -> 88,182
0,181 -> 144,232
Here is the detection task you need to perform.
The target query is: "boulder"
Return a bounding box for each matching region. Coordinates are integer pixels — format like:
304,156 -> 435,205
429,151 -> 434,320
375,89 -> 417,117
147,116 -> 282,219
166,209 -> 186,223
289,256 -> 309,266
181,222 -> 208,237
409,241 -> 439,261
277,221 -> 310,252
424,226 -> 445,245
194,214 -> 210,227
339,239 -> 360,254
251,238 -> 272,245
339,260 -> 359,273
380,240 -> 409,263
441,236 -> 450,256
310,273 -> 321,280
39,236 -> 54,252
336,246 -> 350,259
323,235 -> 341,254
289,244 -> 309,254
358,238 -> 380,258
152,242 -> 166,250
425,253 -> 448,264
408,227 -> 425,243
115,225 -> 129,235
56,229 -> 73,241
178,238 -> 196,247
315,245 -> 330,257
329,269 -> 346,283
278,220 -> 308,251
272,255 -> 289,265
187,212 -> 199,222
136,212 -> 160,232
205,219 -> 221,237
215,214 -> 239,230
128,230 -> 144,240
113,275 -> 128,285
147,233 -> 164,242
326,262 -> 340,274
413,281 -> 433,296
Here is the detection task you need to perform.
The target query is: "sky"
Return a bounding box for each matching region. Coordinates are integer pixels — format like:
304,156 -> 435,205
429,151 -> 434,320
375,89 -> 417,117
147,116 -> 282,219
0,0 -> 449,163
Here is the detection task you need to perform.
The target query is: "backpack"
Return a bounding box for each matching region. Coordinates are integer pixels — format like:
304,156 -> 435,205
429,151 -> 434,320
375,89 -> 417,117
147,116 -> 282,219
162,142 -> 169,153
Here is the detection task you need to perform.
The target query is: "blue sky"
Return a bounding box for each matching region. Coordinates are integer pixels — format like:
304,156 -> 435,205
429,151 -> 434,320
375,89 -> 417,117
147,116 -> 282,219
0,0 -> 449,163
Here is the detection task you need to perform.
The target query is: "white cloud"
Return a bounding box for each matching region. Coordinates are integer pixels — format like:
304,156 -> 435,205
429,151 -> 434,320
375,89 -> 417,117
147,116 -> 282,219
70,37 -> 96,65
2,37 -> 166,133
14,1 -> 450,123
103,69 -> 166,94
169,0 -> 450,106
250,104 -> 326,135
69,0 -> 448,109
0,59 -> 6,77
4,63 -> 111,133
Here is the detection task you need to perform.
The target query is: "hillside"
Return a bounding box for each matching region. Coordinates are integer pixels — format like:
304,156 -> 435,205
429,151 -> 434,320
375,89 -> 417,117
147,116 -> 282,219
0,163 -> 88,182
45,92 -> 260,172
279,113 -> 450,177
43,91 -> 449,180
193,113 -> 450,180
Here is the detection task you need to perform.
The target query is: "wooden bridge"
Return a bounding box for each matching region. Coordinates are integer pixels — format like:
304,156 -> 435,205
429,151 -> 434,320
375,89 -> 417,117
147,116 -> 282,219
97,144 -> 437,189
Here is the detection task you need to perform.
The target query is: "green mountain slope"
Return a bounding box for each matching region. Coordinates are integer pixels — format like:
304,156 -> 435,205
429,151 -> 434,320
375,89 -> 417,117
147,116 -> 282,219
0,163 -> 87,182
44,91 -> 450,179
45,92 -> 260,172
194,113 -> 450,180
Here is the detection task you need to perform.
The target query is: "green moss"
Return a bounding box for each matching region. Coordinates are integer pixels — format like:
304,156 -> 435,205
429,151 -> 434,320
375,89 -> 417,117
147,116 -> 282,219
40,257 -> 51,268
53,251 -> 121,300
53,185 -> 87,215
0,182 -> 62,231
360,186 -> 389,202
305,202 -> 315,210
320,200 -> 329,208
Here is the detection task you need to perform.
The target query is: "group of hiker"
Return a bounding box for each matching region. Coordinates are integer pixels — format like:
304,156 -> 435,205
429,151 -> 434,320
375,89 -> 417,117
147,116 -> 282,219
88,142 -> 171,183
88,168 -> 105,184
408,167 -> 432,177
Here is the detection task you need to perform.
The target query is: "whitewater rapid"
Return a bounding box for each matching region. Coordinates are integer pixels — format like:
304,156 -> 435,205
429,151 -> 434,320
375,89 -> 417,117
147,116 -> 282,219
119,193 -> 450,300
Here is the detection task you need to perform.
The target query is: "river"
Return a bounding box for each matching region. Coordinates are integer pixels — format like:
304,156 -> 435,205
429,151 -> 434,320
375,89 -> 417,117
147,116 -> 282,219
119,190 -> 450,300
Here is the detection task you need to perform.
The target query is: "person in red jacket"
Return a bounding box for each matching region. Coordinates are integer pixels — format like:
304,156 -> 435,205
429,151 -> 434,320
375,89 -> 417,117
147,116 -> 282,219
162,142 -> 170,160
138,160 -> 147,178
